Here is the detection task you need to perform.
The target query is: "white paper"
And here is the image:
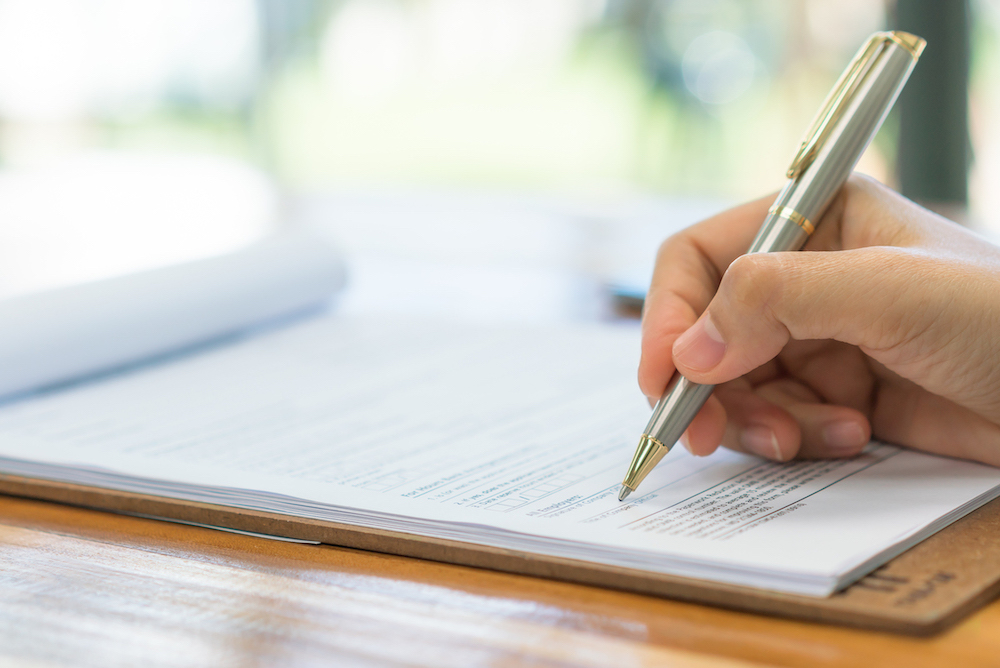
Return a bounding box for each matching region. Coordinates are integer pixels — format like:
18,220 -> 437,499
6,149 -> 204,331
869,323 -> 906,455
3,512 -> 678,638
0,232 -> 344,399
0,315 -> 997,595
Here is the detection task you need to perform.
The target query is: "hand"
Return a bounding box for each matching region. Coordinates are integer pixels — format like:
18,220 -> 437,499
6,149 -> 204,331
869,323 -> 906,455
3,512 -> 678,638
638,175 -> 1000,467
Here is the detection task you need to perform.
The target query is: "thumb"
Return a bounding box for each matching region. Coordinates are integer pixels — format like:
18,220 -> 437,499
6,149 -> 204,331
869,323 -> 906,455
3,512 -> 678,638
671,247 -> 922,385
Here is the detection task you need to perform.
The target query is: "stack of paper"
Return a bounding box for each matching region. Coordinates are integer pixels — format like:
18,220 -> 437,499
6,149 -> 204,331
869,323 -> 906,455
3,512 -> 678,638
0,235 -> 997,596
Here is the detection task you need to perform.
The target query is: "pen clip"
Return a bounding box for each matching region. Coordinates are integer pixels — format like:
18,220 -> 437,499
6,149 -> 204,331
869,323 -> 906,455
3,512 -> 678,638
785,32 -> 921,180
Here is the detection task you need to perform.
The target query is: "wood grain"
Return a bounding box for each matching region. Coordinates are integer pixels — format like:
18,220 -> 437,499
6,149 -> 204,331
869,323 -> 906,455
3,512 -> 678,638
2,496 -> 999,667
4,474 -> 1000,635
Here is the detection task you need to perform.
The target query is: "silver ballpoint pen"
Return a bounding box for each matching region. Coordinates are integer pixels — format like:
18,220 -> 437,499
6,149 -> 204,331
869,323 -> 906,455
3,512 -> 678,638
619,31 -> 926,502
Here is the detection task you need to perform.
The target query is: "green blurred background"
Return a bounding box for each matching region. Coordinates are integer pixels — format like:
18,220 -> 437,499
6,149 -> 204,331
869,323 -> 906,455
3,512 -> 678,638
0,1 -> 993,252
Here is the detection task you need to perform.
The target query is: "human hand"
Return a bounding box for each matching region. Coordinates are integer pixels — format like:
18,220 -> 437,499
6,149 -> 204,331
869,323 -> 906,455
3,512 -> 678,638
638,175 -> 1000,466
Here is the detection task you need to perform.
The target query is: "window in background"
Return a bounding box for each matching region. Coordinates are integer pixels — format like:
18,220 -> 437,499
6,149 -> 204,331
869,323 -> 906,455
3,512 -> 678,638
0,0 -> 260,163
260,0 -> 889,199
0,0 -> 276,296
970,0 -> 1000,235
0,0 -> 998,248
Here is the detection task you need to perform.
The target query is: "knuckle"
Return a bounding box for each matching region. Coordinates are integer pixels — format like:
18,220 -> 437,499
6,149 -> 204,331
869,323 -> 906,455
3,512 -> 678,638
843,176 -> 924,248
720,253 -> 785,310
655,229 -> 688,261
843,172 -> 881,197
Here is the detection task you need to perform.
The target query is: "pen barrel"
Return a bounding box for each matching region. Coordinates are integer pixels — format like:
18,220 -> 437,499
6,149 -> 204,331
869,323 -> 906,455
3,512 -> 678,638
622,373 -> 715,492
747,210 -> 811,254
622,33 -> 924,497
765,38 -> 920,246
642,375 -> 715,450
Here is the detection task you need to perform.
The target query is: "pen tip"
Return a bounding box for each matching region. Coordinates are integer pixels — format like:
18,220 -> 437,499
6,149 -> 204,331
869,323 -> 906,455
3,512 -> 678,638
618,485 -> 632,502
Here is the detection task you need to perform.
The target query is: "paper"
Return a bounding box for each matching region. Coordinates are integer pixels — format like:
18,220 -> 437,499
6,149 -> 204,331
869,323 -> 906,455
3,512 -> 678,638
0,232 -> 344,400
1,315 -> 998,595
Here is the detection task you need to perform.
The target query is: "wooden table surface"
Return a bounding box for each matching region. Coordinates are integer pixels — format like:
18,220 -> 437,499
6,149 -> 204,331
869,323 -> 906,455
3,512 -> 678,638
2,494 -> 999,668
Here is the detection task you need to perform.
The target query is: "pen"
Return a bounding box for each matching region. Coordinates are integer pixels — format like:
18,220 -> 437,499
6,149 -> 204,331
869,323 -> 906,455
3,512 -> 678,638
618,31 -> 926,502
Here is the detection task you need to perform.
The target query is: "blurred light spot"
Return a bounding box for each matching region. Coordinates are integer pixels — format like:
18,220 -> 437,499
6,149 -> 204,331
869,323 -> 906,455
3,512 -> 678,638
805,0 -> 885,55
0,153 -> 277,297
681,31 -> 755,106
320,0 -> 595,100
321,1 -> 415,101
0,0 -> 259,120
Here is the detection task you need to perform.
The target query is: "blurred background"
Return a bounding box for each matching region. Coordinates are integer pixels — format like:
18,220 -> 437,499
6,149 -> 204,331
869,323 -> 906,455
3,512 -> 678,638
0,0 -> 990,314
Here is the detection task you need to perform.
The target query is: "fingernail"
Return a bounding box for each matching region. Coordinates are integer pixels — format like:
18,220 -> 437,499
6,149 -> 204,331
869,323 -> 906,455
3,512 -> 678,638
823,421 -> 867,455
741,426 -> 782,460
673,313 -> 726,371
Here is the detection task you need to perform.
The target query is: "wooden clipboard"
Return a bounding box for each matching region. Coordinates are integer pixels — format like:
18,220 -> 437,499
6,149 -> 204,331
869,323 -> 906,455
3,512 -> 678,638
1,472 -> 998,636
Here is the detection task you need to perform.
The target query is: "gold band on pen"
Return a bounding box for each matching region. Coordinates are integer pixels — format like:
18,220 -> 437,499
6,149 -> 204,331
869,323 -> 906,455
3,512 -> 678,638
640,435 -> 666,449
768,205 -> 815,235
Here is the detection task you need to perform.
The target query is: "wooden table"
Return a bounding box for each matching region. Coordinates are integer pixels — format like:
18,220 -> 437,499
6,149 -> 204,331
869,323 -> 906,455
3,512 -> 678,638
2,494 -> 998,668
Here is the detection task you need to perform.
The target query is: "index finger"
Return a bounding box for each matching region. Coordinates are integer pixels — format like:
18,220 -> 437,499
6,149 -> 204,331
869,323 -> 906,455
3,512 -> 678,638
638,192 -> 776,400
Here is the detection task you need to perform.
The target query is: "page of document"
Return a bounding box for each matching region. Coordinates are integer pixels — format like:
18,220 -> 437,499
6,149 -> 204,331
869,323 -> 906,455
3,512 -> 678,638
0,232 -> 344,400
0,314 -> 997,596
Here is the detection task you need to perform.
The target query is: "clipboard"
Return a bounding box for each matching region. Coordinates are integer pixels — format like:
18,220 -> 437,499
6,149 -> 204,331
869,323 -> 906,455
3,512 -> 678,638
2,472 -> 998,636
